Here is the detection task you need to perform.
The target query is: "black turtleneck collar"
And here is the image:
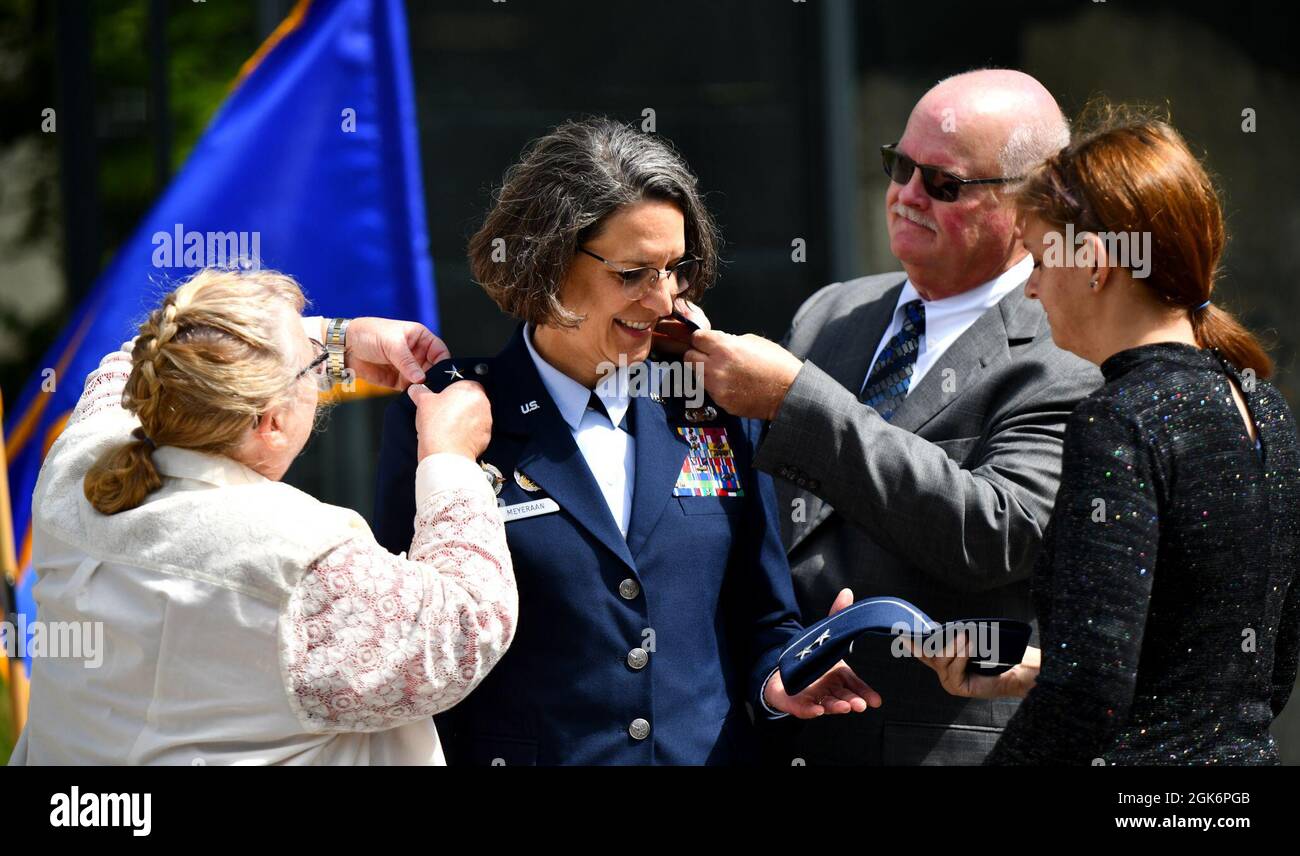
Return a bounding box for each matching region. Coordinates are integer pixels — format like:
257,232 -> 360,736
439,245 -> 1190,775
1099,341 -> 1228,383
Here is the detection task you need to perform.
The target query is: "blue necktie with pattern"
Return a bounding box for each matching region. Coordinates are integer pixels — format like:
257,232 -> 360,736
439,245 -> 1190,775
859,299 -> 926,421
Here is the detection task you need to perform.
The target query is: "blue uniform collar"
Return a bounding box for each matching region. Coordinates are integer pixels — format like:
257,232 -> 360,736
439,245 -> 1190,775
489,324 -> 690,565
522,324 -> 631,433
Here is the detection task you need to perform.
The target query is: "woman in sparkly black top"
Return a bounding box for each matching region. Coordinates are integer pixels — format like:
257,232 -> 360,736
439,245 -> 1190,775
917,103 -> 1300,765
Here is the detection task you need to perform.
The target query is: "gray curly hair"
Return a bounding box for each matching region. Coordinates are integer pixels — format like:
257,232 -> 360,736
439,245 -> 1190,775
468,117 -> 721,327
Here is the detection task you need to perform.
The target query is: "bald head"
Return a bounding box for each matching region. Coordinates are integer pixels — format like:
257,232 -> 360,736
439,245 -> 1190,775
910,69 -> 1069,177
885,70 -> 1068,299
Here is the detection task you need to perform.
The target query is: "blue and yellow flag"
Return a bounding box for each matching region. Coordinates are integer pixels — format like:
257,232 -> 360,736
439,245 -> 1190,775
2,0 -> 435,689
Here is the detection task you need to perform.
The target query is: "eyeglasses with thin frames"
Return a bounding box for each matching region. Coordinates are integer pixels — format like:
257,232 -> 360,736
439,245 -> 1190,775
295,338 -> 333,391
577,247 -> 702,301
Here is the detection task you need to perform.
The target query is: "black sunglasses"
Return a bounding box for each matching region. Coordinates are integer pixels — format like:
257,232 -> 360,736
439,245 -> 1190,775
578,247 -> 702,301
881,144 -> 1018,202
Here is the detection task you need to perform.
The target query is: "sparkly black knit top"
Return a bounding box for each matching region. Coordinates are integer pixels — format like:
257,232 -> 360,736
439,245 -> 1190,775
987,342 -> 1300,765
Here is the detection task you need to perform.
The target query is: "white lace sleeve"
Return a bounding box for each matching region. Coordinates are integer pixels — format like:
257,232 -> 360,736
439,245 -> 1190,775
283,456 -> 516,733
66,342 -> 136,429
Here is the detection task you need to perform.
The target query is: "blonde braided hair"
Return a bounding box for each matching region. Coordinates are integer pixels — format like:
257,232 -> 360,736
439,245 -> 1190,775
84,267 -> 307,515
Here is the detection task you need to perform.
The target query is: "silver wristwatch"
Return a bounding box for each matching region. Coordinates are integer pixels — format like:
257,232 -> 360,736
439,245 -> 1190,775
324,317 -> 351,382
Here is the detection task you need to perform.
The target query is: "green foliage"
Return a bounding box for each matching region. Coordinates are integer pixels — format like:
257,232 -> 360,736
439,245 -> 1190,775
0,0 -> 258,414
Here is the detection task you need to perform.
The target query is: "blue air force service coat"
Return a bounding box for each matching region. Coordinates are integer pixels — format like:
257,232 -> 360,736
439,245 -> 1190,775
373,325 -> 804,764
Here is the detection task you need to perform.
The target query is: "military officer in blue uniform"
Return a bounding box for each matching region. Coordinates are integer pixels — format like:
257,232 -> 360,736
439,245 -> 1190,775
373,118 -> 875,764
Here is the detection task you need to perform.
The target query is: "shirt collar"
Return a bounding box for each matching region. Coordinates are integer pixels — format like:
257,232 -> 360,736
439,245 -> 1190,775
523,325 -> 631,432
151,446 -> 267,487
897,254 -> 1032,332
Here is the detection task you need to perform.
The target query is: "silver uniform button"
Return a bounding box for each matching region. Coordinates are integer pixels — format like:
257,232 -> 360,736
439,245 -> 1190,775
626,648 -> 649,670
628,718 -> 651,741
618,578 -> 640,600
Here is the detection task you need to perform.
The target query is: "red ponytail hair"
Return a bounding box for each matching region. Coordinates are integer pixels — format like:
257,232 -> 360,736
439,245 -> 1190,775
1017,100 -> 1273,378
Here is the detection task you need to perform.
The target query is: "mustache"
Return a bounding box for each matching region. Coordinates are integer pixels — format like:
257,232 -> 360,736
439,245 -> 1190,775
891,203 -> 939,232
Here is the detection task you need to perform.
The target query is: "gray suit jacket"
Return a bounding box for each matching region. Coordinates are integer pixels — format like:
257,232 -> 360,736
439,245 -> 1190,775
753,272 -> 1102,765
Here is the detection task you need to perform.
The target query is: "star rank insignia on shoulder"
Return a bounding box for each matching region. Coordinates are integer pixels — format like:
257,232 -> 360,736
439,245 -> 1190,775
426,356 -> 493,393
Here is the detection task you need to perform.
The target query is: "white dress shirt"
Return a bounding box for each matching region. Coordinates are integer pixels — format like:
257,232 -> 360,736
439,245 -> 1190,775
524,325 -> 635,536
861,255 -> 1032,395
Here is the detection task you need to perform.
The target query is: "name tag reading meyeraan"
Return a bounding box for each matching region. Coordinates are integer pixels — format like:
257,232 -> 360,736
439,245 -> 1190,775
502,497 -> 560,522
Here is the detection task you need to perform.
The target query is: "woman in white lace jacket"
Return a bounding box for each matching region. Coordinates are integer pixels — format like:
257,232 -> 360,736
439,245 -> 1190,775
9,268 -> 516,765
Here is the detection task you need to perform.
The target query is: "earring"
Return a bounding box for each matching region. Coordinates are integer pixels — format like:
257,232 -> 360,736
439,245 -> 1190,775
1089,276 -> 1098,288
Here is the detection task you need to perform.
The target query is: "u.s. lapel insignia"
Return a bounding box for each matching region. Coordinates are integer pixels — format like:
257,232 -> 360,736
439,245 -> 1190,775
684,405 -> 717,423
480,461 -> 505,496
445,365 -> 465,381
514,468 -> 541,493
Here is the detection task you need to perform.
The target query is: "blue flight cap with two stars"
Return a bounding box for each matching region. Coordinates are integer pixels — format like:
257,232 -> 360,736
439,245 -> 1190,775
777,596 -> 1032,695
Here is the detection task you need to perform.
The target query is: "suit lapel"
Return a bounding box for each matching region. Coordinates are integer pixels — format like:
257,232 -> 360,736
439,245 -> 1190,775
787,279 -> 1035,551
787,279 -> 904,550
887,294 -> 1010,434
809,279 -> 906,396
492,328 -> 636,571
625,394 -> 687,559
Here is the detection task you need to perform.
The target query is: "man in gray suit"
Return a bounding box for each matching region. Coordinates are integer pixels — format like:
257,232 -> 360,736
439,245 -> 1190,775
684,69 -> 1102,764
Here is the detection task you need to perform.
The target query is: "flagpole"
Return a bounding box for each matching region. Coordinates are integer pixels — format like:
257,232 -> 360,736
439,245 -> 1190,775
0,396 -> 30,737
